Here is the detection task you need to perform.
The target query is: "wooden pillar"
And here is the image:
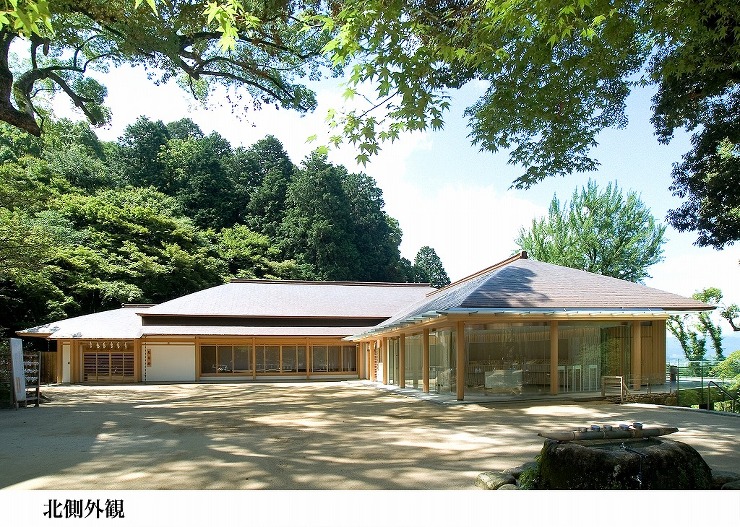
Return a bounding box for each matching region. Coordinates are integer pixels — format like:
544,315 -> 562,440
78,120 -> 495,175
456,321 -> 465,401
382,337 -> 388,385
252,337 -> 257,380
133,340 -> 142,383
631,321 -> 642,391
369,342 -> 375,381
362,342 -> 368,380
399,333 -> 406,388
194,337 -> 201,381
422,328 -> 430,393
550,321 -> 559,395
306,337 -> 311,380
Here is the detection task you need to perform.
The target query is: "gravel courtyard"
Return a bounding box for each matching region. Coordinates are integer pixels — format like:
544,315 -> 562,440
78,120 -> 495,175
2,381 -> 739,490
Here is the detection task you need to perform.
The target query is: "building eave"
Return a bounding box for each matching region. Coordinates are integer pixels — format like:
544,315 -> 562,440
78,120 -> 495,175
346,307 -> 689,341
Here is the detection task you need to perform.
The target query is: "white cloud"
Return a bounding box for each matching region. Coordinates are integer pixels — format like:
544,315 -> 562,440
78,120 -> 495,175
645,240 -> 740,304
385,183 -> 546,281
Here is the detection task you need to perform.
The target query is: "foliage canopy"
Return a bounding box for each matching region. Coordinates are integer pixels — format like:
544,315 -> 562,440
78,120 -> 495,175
0,1 -> 333,136
3,1 -> 737,249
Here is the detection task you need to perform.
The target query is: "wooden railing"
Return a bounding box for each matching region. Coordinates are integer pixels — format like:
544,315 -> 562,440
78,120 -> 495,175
601,376 -> 626,403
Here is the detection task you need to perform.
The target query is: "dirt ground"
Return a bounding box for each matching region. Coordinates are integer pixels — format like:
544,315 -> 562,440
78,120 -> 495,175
1,381 -> 739,490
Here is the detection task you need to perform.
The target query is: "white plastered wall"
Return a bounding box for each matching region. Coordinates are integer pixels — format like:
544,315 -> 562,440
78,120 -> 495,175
142,343 -> 196,382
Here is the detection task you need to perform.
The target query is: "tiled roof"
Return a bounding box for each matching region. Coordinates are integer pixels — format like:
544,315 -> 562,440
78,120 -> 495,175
16,305 -> 149,339
360,253 -> 714,336
142,280 -> 435,319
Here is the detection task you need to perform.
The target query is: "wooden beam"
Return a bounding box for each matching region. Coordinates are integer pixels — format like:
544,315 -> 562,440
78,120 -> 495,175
456,321 -> 465,401
550,321 -> 559,395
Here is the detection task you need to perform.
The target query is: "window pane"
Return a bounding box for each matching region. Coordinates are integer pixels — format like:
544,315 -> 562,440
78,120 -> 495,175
342,345 -> 357,372
234,345 -> 251,373
312,346 -> 328,372
282,346 -> 297,372
297,346 -> 307,372
264,345 -> 280,372
201,346 -> 217,374
256,345 -> 266,372
405,336 -> 422,388
328,346 -> 341,372
217,346 -> 234,373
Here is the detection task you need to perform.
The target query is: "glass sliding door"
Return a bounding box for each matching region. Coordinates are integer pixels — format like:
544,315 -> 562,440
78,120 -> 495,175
464,323 -> 550,396
559,322 -> 631,392
200,344 -> 253,376
405,334 -> 423,389
429,328 -> 455,394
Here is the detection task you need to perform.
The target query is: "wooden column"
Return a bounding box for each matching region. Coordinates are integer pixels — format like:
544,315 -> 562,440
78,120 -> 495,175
422,328 -> 430,393
252,337 -> 257,380
134,340 -> 142,383
369,342 -> 375,381
194,337 -> 201,381
306,337 -> 311,380
399,333 -> 406,388
382,337 -> 388,385
362,343 -> 368,380
456,321 -> 465,401
631,321 -> 642,391
550,321 -> 559,395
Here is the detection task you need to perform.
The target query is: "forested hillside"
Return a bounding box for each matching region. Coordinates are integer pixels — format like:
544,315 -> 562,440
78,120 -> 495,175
0,117 -> 446,336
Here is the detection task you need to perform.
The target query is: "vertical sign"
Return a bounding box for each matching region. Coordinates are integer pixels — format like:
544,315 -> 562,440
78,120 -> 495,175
9,338 -> 26,406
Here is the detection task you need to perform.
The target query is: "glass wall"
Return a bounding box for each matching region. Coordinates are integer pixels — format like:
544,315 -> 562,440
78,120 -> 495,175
199,342 -> 355,376
559,322 -> 631,391
429,328 -> 456,394
311,345 -> 357,374
405,334 -> 423,389
201,344 -> 253,375
464,323 -> 550,396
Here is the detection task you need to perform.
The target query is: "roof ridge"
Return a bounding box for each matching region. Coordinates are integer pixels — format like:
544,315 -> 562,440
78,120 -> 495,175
228,278 -> 432,287
427,251 -> 527,297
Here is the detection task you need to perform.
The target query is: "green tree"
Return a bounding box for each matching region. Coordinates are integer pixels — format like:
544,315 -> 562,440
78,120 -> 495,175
114,117 -> 171,190
710,350 -> 740,389
216,224 -> 299,280
306,0 -> 740,248
239,135 -> 296,239
412,246 -> 450,288
49,186 -> 225,314
0,1 -> 332,136
667,288 -> 726,363
341,171 -> 405,282
722,304 -> 740,332
516,180 -> 666,283
280,152 -> 360,280
166,118 -> 204,141
159,131 -> 238,230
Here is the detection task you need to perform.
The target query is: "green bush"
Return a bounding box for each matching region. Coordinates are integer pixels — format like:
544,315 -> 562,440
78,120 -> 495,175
710,350 -> 740,388
677,388 -> 703,407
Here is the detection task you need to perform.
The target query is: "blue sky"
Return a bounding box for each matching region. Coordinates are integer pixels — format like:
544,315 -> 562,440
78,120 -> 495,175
59,64 -> 740,340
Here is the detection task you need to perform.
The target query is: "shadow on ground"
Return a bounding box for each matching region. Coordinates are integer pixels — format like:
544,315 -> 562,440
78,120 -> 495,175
1,381 -> 738,489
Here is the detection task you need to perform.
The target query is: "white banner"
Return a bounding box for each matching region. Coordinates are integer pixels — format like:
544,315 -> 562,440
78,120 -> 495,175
10,337 -> 26,404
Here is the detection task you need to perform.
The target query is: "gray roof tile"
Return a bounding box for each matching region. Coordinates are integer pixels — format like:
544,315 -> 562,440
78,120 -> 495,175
368,254 -> 713,334
143,280 -> 434,318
